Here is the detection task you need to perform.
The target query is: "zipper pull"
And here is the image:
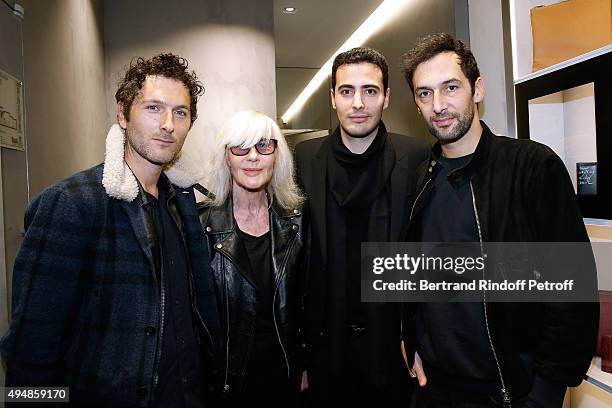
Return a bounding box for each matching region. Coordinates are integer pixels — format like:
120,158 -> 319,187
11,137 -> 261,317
501,388 -> 511,407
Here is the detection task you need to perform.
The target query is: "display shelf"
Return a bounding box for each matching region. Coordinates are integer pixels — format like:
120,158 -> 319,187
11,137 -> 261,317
514,48 -> 611,220
515,45 -> 612,85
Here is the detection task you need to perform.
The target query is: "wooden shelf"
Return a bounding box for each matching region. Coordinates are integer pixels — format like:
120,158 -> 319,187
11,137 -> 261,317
514,45 -> 612,85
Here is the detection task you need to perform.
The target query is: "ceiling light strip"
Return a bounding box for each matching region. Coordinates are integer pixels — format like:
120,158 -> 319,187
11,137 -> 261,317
280,0 -> 410,124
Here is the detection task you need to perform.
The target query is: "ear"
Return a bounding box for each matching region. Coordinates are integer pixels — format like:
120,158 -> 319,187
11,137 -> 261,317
383,87 -> 391,110
330,88 -> 337,110
117,102 -> 128,129
473,77 -> 484,104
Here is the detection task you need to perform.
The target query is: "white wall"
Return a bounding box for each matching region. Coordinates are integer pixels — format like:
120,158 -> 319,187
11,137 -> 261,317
104,0 -> 277,173
468,0 -> 512,136
528,92 -> 565,158
528,83 -> 596,192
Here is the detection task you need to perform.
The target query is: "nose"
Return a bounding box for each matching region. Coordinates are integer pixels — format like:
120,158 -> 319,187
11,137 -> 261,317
160,110 -> 175,134
352,91 -> 364,110
246,147 -> 259,161
432,90 -> 447,115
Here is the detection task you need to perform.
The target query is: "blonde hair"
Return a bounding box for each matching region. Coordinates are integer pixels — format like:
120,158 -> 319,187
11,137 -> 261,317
203,110 -> 303,210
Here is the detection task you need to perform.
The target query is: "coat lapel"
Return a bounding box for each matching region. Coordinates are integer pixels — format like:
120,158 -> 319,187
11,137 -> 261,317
269,205 -> 299,286
205,200 -> 257,288
120,197 -> 159,283
389,142 -> 408,241
309,139 -> 329,266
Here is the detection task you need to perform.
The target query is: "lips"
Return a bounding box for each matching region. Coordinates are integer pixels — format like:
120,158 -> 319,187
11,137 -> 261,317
243,168 -> 262,176
433,116 -> 455,127
152,137 -> 175,145
349,115 -> 369,123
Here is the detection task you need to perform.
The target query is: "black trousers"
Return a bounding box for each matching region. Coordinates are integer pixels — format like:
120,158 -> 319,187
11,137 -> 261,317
305,333 -> 414,407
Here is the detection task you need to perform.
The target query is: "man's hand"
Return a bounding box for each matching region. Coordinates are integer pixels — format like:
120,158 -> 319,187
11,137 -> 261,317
301,370 -> 308,391
412,351 -> 427,387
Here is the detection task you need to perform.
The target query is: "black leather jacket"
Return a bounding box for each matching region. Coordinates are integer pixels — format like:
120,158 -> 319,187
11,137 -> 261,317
199,197 -> 304,397
405,122 -> 599,404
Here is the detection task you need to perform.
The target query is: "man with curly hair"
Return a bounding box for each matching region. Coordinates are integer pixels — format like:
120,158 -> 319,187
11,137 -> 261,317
1,53 -> 219,408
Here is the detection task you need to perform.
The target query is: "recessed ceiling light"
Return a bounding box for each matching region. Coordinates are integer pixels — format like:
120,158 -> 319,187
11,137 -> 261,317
283,6 -> 297,13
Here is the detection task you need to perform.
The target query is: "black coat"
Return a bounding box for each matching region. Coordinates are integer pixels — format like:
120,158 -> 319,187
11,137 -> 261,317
199,197 -> 304,397
405,121 -> 599,402
294,126 -> 429,400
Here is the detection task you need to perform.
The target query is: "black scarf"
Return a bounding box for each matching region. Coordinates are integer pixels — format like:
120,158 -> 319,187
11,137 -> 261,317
325,122 -> 396,381
327,122 -> 394,211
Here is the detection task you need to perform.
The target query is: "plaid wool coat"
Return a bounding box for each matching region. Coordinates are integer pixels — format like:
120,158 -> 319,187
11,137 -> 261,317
0,125 -> 219,406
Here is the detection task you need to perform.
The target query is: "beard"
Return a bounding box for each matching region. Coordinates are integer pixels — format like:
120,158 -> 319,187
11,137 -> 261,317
125,127 -> 180,166
426,103 -> 474,145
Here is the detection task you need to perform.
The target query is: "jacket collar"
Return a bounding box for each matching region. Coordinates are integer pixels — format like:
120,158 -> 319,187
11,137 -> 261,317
102,124 -> 204,202
205,194 -> 300,234
204,195 -> 301,289
429,120 -> 494,182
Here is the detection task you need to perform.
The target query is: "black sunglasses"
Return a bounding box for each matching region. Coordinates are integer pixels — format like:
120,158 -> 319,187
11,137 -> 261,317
229,139 -> 277,156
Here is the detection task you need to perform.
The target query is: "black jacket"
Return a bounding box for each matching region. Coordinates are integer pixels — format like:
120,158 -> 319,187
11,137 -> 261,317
406,122 -> 599,402
199,197 -> 304,397
294,127 -> 429,392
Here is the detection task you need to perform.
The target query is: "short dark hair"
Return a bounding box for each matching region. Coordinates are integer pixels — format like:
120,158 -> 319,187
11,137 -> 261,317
115,53 -> 204,126
401,33 -> 480,95
331,47 -> 389,91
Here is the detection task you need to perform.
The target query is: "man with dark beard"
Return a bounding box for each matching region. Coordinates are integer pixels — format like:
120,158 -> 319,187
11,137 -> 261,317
401,33 -> 598,407
1,54 -> 218,407
294,47 -> 429,406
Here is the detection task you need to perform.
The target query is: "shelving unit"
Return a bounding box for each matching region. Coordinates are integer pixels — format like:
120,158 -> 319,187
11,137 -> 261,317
514,46 -> 611,221
509,3 -> 612,406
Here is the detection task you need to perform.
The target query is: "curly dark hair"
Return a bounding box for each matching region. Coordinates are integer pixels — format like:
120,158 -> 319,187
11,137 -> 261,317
401,33 -> 480,95
115,53 -> 204,126
331,47 -> 389,92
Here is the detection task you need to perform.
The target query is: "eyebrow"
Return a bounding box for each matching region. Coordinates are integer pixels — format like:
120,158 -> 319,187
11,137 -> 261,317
337,84 -> 381,90
415,78 -> 461,92
140,99 -> 190,111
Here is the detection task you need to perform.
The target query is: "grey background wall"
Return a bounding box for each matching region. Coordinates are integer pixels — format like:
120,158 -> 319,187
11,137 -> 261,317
467,0 -> 514,137
20,0 -> 107,196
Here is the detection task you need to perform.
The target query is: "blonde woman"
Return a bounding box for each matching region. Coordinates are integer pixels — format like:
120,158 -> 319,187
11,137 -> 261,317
199,110 -> 304,405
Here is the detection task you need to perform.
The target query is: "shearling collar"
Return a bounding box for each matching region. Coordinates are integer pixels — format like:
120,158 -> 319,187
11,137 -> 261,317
101,124 -> 204,202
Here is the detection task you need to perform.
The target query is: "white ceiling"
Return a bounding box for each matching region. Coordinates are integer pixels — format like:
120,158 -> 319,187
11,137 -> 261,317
274,0 -> 383,68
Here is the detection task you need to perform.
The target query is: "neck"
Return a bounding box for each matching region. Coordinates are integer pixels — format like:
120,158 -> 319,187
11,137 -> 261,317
441,116 -> 483,158
340,124 -> 379,154
232,182 -> 268,214
124,145 -> 163,197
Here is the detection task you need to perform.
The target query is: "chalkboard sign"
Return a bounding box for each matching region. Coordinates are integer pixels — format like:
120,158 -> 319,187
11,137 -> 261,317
577,162 -> 597,195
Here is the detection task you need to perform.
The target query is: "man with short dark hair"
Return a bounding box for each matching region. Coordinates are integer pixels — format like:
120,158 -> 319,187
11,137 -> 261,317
295,47 -> 429,406
401,33 -> 598,407
1,53 -> 218,407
